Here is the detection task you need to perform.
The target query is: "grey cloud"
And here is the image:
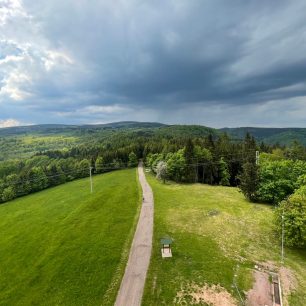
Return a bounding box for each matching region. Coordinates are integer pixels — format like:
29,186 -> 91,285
0,0 -> 306,126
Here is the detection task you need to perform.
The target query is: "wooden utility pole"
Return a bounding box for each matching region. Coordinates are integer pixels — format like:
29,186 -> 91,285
89,166 -> 93,193
281,214 -> 284,263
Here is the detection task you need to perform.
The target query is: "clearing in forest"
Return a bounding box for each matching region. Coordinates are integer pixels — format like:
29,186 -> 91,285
142,174 -> 306,306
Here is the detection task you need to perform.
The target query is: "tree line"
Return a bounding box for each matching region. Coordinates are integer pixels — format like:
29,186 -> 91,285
0,151 -> 138,204
146,134 -> 306,249
0,128 -> 305,249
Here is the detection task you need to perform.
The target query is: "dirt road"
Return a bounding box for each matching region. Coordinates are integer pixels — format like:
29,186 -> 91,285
114,162 -> 154,306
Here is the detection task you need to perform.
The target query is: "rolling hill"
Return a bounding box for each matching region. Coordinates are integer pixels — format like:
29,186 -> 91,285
0,121 -> 305,145
0,122 -> 305,161
221,127 -> 306,146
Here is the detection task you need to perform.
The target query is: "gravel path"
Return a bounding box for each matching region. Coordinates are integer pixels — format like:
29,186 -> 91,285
247,270 -> 273,306
114,162 -> 154,306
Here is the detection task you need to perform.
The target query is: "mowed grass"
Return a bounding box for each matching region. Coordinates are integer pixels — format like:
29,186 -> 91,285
142,175 -> 306,305
0,169 -> 140,306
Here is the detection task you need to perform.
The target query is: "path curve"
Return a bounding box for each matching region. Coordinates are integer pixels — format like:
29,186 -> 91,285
115,161 -> 154,306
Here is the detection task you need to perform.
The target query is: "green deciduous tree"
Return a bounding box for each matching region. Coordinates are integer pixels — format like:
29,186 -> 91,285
2,186 -> 16,202
219,157 -> 230,186
128,152 -> 138,167
297,174 -> 306,188
275,189 -> 306,248
166,149 -> 186,182
77,159 -> 90,178
257,159 -> 306,203
28,167 -> 48,192
95,156 -> 105,173
46,163 -> 66,186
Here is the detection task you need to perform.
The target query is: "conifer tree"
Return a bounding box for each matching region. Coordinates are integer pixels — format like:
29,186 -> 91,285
219,157 -> 230,186
238,133 -> 258,201
184,139 -> 195,182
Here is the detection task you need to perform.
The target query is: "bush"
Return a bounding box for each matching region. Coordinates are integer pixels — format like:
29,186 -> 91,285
257,159 -> 306,203
275,189 -> 306,248
2,186 -> 16,202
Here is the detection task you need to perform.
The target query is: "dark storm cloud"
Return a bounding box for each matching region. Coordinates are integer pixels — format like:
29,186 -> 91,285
0,0 -> 306,126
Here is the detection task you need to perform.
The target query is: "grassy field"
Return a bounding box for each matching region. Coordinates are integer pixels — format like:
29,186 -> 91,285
142,174 -> 306,305
0,169 -> 140,306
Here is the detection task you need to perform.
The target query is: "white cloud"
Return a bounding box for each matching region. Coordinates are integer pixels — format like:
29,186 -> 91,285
0,118 -> 21,127
0,0 -> 29,25
43,50 -> 73,71
0,54 -> 24,64
0,69 -> 31,100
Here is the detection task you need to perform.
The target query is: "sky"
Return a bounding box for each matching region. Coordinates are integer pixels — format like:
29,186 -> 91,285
0,0 -> 306,128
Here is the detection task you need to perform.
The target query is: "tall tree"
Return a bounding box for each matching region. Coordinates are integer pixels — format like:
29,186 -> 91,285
77,159 -> 90,178
95,156 -> 105,173
238,162 -> 258,201
238,133 -> 259,201
166,150 -> 186,182
46,163 -> 66,186
286,140 -> 306,161
275,188 -> 306,248
28,167 -> 48,192
219,157 -> 230,186
0,179 -> 5,203
184,139 -> 195,182
128,152 -> 138,167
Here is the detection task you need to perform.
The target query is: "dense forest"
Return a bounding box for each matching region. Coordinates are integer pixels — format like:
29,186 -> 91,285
1,121 -> 306,161
0,122 -> 305,248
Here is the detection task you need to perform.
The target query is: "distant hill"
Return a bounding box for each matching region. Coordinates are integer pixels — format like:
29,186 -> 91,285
0,121 -> 305,146
220,127 -> 306,146
0,121 -> 165,136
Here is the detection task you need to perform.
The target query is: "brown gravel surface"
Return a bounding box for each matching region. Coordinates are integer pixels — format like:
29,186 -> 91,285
246,270 -> 273,306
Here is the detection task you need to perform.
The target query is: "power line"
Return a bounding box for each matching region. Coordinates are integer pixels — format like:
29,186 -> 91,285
2,164 -> 130,186
89,166 -> 93,194
2,149 -> 259,187
158,156 -> 258,168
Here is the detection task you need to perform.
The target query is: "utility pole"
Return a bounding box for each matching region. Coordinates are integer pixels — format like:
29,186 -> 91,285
89,166 -> 93,193
281,213 -> 284,263
195,158 -> 198,183
256,151 -> 260,165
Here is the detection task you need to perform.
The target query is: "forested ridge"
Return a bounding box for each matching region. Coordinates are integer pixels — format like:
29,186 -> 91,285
0,122 -> 305,248
1,121 -> 306,160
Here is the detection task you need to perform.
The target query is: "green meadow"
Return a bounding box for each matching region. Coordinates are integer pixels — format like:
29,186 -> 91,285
0,169 -> 140,306
142,174 -> 306,305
